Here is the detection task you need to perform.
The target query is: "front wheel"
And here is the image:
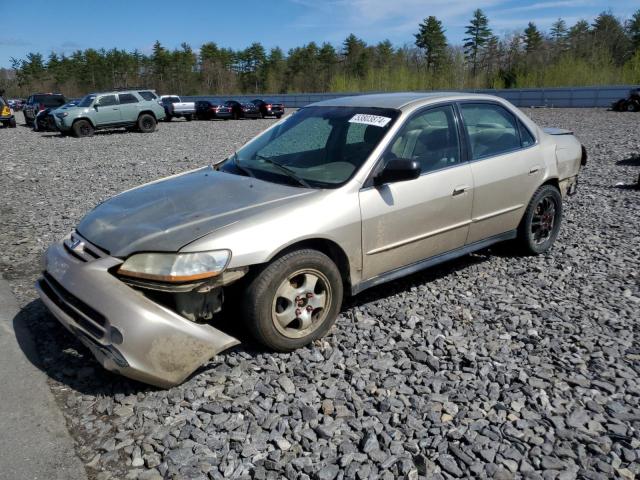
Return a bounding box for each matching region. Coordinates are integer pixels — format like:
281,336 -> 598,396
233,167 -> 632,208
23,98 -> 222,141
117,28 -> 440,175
72,119 -> 94,138
241,249 -> 343,352
516,184 -> 562,255
137,113 -> 156,133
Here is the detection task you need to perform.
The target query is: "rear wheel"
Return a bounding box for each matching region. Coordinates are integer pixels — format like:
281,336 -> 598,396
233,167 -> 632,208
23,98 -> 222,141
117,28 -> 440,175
8,118 -> 16,128
242,249 -> 343,352
185,114 -> 193,122
626,101 -> 639,112
164,114 -> 172,122
516,184 -> 562,255
72,119 -> 94,138
137,113 -> 156,133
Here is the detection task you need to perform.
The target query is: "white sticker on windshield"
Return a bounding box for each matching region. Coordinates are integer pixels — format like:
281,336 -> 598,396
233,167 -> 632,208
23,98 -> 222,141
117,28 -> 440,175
348,113 -> 392,128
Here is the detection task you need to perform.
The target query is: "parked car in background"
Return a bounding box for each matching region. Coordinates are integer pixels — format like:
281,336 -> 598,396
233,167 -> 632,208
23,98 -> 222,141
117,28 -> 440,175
53,90 -> 165,137
160,95 -> 195,121
225,100 -> 260,119
611,88 -> 640,112
251,99 -> 285,118
7,99 -> 23,111
35,98 -> 81,131
194,100 -> 233,120
0,97 -> 17,128
23,93 -> 66,126
36,92 -> 586,387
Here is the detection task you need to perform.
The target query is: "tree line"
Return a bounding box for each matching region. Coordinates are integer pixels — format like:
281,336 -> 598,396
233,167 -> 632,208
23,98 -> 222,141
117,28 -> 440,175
3,8 -> 640,98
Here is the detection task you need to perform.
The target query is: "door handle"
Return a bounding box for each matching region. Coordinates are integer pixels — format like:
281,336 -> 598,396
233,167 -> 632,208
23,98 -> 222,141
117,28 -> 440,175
452,185 -> 470,196
529,166 -> 541,174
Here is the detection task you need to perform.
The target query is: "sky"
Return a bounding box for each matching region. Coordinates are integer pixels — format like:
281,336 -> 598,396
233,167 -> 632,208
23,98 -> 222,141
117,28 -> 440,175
1,0 -> 640,68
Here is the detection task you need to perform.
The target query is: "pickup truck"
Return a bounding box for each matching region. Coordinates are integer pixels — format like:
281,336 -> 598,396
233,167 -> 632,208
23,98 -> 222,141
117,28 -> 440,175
160,95 -> 195,121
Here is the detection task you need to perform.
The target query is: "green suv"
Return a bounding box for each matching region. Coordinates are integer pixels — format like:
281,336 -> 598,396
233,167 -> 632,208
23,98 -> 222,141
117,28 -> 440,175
53,90 -> 166,137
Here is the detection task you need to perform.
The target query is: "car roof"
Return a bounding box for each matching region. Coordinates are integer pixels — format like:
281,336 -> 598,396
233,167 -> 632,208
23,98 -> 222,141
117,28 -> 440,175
308,92 -> 503,110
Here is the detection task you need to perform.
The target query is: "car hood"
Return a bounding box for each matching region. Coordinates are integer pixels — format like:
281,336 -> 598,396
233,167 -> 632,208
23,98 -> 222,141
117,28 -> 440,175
77,166 -> 313,257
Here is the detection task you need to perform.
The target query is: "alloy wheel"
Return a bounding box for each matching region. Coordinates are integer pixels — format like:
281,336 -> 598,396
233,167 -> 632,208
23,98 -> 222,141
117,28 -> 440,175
531,196 -> 557,244
271,269 -> 331,339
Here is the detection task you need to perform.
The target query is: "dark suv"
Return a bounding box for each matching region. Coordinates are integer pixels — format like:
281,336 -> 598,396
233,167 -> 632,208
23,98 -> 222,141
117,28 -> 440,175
24,93 -> 66,126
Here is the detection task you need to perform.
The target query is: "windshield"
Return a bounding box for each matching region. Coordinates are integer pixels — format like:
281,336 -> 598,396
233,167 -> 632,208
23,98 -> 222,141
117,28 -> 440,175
77,94 -> 97,107
219,106 -> 400,188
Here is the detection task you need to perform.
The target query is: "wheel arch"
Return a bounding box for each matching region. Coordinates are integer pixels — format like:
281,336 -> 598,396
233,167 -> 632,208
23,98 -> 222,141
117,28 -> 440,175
72,116 -> 95,128
266,238 -> 352,293
138,110 -> 157,120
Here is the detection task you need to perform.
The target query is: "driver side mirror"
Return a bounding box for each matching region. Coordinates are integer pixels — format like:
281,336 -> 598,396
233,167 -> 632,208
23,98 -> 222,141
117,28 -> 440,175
374,158 -> 421,186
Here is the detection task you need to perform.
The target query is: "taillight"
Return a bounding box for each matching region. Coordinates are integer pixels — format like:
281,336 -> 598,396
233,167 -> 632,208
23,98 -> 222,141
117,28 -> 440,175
266,104 -> 272,108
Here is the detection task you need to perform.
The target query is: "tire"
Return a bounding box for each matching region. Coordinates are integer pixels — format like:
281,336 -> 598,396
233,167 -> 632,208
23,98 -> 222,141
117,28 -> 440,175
241,249 -> 343,352
233,111 -> 240,120
185,114 -> 193,122
72,119 -> 94,138
164,115 -> 172,122
8,117 -> 16,128
516,184 -> 562,255
276,114 -> 283,119
626,101 -> 639,112
137,113 -> 156,133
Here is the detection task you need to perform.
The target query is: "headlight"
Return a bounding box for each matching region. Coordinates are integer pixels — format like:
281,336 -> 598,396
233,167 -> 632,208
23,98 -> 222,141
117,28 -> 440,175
117,250 -> 231,282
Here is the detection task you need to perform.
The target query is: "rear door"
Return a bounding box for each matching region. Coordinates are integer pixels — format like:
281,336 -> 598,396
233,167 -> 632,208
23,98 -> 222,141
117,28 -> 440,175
359,104 -> 474,281
117,93 -> 140,123
459,102 -> 542,243
94,94 -> 121,125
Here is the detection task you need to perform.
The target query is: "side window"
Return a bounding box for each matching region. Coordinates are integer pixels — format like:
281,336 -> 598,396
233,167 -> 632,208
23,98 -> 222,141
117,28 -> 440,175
384,105 -> 461,174
460,103 -> 521,159
97,95 -> 117,106
259,117 -> 331,158
119,93 -> 138,104
518,120 -> 535,147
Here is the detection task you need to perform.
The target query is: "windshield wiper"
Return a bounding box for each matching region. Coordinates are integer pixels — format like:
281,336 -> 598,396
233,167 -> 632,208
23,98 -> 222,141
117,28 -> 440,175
233,152 -> 255,178
255,154 -> 311,188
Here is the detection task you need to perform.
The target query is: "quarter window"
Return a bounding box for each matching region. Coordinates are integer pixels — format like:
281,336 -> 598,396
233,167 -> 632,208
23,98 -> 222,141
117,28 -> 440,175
460,103 -> 521,159
383,104 -> 461,174
138,91 -> 156,101
119,93 -> 138,104
518,120 -> 535,147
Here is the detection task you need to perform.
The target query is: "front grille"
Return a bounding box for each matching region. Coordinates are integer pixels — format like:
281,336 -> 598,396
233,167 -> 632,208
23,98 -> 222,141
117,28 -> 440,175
41,272 -> 107,339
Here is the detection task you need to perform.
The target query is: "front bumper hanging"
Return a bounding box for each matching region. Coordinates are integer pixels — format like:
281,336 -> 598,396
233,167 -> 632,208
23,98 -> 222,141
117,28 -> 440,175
36,234 -> 239,388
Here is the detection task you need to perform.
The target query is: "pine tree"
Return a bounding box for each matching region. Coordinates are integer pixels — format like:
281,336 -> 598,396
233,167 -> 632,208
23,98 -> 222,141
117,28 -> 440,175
414,16 -> 448,71
523,22 -> 544,53
550,18 -> 568,49
627,9 -> 640,50
463,9 -> 493,75
592,10 -> 631,65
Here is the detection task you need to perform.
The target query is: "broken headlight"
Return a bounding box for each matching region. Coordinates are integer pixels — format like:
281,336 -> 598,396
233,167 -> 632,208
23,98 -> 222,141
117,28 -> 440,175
117,250 -> 231,283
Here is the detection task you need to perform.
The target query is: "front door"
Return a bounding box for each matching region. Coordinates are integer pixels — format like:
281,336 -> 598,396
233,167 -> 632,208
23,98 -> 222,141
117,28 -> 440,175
359,104 -> 474,281
94,94 -> 121,125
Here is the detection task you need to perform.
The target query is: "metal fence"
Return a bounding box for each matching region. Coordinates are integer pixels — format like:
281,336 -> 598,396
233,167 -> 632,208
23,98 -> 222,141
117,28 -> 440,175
184,85 -> 635,109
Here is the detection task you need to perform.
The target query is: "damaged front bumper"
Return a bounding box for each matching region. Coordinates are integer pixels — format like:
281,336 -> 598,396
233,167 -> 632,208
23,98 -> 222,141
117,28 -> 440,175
35,234 -> 240,388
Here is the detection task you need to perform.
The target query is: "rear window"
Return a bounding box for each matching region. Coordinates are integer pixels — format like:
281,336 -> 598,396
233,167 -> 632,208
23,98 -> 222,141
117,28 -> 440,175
34,95 -> 66,107
138,91 -> 156,101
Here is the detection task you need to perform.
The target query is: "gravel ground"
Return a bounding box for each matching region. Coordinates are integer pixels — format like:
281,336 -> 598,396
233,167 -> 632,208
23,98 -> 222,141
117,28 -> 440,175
1,108 -> 639,480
